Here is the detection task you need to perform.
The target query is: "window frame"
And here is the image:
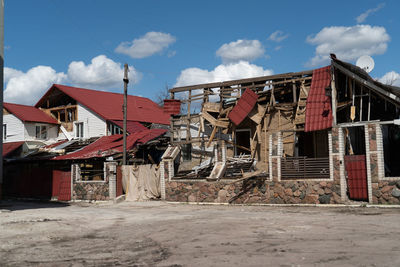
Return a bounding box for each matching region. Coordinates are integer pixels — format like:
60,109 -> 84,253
35,125 -> 48,140
75,122 -> 84,138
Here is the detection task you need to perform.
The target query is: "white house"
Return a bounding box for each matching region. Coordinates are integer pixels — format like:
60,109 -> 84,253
34,84 -> 171,140
3,102 -> 60,144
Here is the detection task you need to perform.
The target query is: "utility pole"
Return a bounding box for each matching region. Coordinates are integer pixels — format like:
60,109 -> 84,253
122,64 -> 129,165
0,0 -> 4,200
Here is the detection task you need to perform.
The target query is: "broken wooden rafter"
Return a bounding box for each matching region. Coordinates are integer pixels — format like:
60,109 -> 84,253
201,111 -> 229,128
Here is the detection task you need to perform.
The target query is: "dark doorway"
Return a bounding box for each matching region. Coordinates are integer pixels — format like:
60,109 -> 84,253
235,129 -> 251,155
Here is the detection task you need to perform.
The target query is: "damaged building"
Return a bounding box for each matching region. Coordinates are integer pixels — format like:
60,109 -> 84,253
162,55 -> 400,205
3,84 -> 174,201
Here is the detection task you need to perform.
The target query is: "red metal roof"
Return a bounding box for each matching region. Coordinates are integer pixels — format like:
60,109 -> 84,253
53,128 -> 166,160
163,99 -> 181,116
4,103 -> 59,124
110,120 -> 147,134
35,84 -> 171,125
3,141 -> 25,157
305,66 -> 332,132
228,88 -> 258,126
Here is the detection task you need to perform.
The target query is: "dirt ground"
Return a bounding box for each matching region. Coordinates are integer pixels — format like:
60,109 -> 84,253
1,200 -> 400,267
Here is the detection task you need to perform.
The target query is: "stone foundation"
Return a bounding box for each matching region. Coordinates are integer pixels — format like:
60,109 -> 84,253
372,181 -> 400,204
166,178 -> 342,204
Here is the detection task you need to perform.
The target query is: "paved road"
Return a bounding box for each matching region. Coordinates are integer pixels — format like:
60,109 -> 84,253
1,200 -> 399,266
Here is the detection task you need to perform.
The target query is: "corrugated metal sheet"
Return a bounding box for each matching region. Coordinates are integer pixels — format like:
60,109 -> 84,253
4,102 -> 59,124
163,99 -> 181,115
228,89 -> 258,126
52,170 -> 71,201
35,84 -> 171,125
53,129 -> 166,160
305,66 -> 332,132
345,155 -> 368,201
3,141 -> 24,157
110,120 -> 147,134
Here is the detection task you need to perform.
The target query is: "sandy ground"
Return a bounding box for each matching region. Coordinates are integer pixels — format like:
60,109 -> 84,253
1,200 -> 400,267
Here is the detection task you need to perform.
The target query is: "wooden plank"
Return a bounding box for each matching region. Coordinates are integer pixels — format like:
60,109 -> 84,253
201,111 -> 229,128
248,104 -> 266,125
206,126 -> 218,148
202,102 -> 220,113
170,70 -> 314,93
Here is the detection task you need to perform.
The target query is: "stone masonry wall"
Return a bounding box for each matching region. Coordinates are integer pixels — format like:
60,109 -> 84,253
73,182 -> 109,201
166,179 -> 342,204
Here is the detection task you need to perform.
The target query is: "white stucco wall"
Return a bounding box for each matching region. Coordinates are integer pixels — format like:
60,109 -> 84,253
76,103 -> 107,138
3,114 -> 25,143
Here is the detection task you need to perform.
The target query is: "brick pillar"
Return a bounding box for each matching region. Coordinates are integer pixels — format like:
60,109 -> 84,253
160,161 -> 166,200
105,162 -> 117,200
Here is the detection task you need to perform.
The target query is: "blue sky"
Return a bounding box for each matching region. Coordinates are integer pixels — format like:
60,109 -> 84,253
4,0 -> 400,105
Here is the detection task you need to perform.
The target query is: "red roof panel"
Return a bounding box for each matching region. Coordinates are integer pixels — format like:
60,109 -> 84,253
228,88 -> 258,126
305,66 -> 332,132
53,129 -> 166,160
35,84 -> 171,125
4,103 -> 59,124
110,120 -> 148,134
3,141 -> 24,157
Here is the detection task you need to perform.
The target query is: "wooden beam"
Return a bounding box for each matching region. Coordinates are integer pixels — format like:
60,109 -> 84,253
201,111 -> 229,128
332,61 -> 400,106
331,68 -> 337,125
169,70 -> 314,93
206,126 -> 218,148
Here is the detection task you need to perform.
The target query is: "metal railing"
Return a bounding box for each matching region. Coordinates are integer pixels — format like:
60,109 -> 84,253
280,156 -> 330,180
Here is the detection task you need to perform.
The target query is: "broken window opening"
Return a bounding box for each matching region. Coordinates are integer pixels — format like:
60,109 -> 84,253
77,162 -> 105,181
295,130 -> 329,158
382,124 -> 400,177
35,125 -> 47,140
281,130 -> 330,180
107,123 -> 122,135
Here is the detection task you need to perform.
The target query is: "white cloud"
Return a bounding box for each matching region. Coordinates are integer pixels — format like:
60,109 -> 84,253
356,3 -> 385,23
4,67 -> 23,84
306,25 -> 390,67
115,31 -> 176,59
4,55 -> 142,105
379,71 -> 400,86
4,66 -> 66,105
268,31 -> 289,42
67,55 -> 141,89
175,61 -> 273,87
216,40 -> 265,63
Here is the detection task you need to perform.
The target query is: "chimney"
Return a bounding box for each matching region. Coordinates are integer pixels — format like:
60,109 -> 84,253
163,99 -> 181,116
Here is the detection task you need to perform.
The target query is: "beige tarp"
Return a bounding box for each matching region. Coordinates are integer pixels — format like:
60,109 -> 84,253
122,165 -> 160,201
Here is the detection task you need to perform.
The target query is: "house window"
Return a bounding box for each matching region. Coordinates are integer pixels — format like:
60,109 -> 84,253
235,129 -> 251,156
382,124 -> 400,177
35,125 -> 47,140
75,122 -> 84,138
3,124 -> 6,140
107,123 -> 122,135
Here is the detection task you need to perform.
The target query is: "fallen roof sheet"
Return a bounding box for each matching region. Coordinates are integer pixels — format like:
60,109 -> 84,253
53,129 -> 166,160
228,88 -> 258,126
3,141 -> 25,157
305,66 -> 332,132
4,103 -> 59,124
110,120 -> 148,134
35,84 -> 171,125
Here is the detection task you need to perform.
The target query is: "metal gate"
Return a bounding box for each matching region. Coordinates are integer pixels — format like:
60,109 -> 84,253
52,170 -> 71,201
344,155 -> 368,201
